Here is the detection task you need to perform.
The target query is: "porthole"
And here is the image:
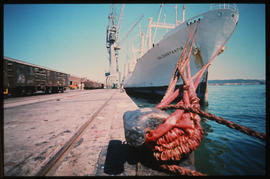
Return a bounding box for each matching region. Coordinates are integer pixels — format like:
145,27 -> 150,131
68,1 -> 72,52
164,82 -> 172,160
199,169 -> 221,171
217,11 -> 222,17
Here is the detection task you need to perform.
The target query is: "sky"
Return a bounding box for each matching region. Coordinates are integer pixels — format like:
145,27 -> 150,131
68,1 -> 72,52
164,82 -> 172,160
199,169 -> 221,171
3,3 -> 266,83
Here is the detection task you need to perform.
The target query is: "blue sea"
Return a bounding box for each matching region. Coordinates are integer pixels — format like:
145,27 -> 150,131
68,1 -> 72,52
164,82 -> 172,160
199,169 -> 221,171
129,84 -> 266,175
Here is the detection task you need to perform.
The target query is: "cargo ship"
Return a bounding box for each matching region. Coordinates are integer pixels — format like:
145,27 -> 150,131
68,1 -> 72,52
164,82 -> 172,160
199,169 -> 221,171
123,4 -> 239,104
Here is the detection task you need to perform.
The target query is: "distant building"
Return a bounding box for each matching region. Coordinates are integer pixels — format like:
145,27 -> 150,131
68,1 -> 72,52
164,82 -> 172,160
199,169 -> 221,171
69,75 -> 82,90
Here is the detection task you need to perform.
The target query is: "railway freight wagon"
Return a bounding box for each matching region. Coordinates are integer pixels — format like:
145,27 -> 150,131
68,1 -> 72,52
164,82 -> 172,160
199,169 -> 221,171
83,80 -> 104,89
3,56 -> 70,96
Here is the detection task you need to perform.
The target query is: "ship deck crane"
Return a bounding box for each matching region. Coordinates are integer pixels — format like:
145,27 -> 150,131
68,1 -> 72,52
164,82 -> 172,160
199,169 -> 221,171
105,4 -> 124,88
118,14 -> 144,47
106,4 -> 143,89
145,4 -> 186,50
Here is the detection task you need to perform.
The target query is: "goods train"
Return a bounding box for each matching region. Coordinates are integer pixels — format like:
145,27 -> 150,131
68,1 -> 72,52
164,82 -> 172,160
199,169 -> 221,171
3,56 -> 70,97
3,57 -> 105,97
83,80 -> 104,89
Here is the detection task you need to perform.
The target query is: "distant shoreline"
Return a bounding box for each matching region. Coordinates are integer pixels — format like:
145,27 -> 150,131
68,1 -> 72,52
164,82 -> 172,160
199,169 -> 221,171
207,79 -> 265,86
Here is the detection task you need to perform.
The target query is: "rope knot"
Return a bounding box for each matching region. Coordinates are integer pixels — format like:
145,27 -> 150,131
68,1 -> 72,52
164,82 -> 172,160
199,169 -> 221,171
183,85 -> 190,90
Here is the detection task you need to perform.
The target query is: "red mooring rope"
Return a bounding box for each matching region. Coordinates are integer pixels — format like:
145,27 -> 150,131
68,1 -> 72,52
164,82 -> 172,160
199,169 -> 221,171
162,104 -> 266,140
144,20 -> 266,176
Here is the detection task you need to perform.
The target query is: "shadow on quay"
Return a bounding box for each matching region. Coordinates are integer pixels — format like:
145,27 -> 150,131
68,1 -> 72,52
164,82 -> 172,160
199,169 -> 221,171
96,140 -> 195,176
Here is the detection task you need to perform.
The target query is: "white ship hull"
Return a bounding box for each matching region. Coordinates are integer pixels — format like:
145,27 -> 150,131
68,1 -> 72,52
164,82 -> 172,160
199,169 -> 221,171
124,7 -> 239,102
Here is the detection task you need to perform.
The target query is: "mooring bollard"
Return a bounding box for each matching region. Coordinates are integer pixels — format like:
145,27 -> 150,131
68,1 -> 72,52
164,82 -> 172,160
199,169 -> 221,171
123,108 -> 169,147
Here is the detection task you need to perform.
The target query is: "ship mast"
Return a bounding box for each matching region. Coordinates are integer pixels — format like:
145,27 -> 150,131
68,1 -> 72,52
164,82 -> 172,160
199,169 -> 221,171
123,4 -> 187,83
145,4 -> 186,50
182,5 -> 186,23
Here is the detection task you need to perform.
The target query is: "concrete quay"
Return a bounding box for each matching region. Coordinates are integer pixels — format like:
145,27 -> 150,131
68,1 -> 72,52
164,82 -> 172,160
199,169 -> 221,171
3,89 -> 193,176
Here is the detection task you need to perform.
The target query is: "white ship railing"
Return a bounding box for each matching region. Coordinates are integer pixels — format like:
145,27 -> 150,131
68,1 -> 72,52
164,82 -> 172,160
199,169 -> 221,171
210,4 -> 238,13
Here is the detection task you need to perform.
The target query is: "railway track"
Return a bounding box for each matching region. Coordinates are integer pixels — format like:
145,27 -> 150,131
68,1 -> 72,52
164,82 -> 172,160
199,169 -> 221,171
34,92 -> 116,176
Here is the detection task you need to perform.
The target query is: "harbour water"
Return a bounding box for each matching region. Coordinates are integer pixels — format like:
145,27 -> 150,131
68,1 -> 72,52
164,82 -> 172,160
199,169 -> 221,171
128,84 -> 266,175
